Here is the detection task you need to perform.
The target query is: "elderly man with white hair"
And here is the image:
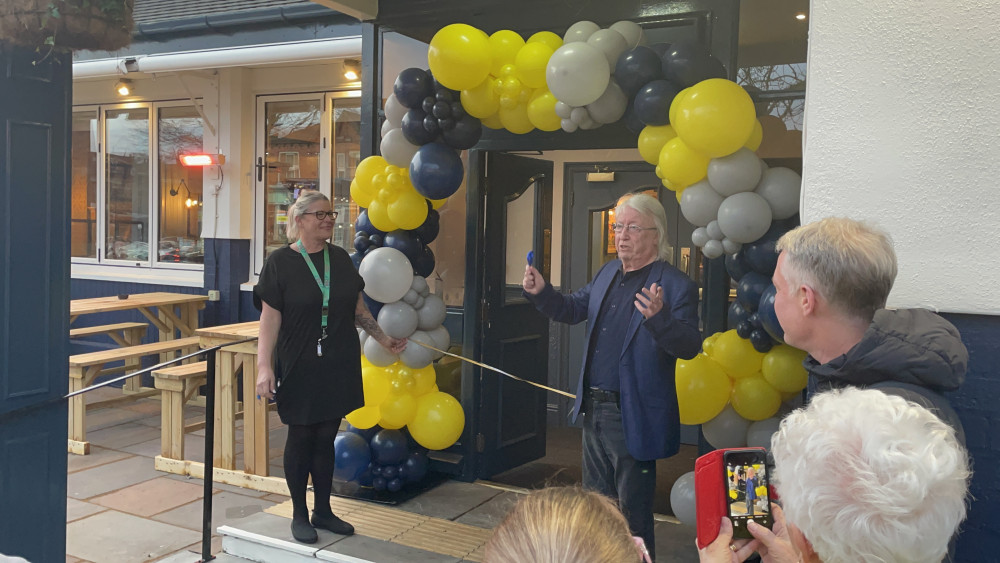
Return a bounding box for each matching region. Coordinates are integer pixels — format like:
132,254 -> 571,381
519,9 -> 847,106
701,387 -> 970,563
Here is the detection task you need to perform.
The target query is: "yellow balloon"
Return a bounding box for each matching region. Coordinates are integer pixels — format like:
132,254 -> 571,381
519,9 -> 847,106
729,489 -> 738,500
481,113 -> 504,129
413,364 -> 437,396
761,345 -> 809,393
702,332 -> 722,356
515,42 -> 555,89
709,329 -> 764,379
460,78 -> 500,119
675,353 -> 733,425
658,137 -> 710,188
366,199 -> 395,232
387,189 -> 429,230
428,24 -> 492,91
408,391 -> 465,450
499,102 -> 534,134
527,30 -> 563,51
638,125 -> 677,165
731,376 -> 781,421
745,119 -> 763,151
380,392 -> 418,428
360,354 -> 372,368
350,178 -> 373,208
362,365 -> 390,406
672,78 -> 756,157
675,188 -> 684,203
345,405 -> 381,429
430,198 -> 448,210
526,89 -> 562,132
355,155 -> 388,184
669,87 -> 691,125
489,30 -> 525,77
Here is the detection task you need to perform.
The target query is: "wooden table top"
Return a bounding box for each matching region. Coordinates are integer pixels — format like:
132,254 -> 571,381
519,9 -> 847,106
194,321 -> 260,340
71,292 -> 208,316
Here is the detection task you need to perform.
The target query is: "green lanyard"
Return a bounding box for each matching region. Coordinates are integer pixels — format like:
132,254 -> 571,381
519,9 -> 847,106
296,240 -> 330,356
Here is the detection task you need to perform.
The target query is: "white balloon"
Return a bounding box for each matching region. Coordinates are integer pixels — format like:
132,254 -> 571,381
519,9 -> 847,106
377,300 -> 418,339
416,294 -> 447,330
707,148 -> 763,197
410,275 -> 429,297
399,330 -> 434,369
717,192 -> 774,244
554,101 -> 573,119
706,220 -> 724,241
585,80 -> 628,124
722,238 -> 742,254
546,42 -> 611,107
364,337 -> 397,367
563,20 -> 600,43
561,118 -> 579,133
609,20 -> 646,48
702,239 -> 724,259
586,28 -> 628,67
755,167 -> 802,220
359,247 -> 414,303
679,180 -> 724,227
358,328 -> 368,350
570,106 -> 590,125
692,227 -> 710,247
380,128 -> 420,168
703,405 -> 750,449
746,417 -> 782,450
669,471 -> 697,526
383,93 -> 407,126
380,120 -> 394,139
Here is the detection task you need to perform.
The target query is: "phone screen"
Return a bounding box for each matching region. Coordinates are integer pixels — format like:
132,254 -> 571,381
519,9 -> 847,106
723,450 -> 773,538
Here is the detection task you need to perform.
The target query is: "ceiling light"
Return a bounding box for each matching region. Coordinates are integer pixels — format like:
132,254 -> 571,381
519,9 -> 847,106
343,59 -> 361,81
114,79 -> 132,96
795,12 -> 807,20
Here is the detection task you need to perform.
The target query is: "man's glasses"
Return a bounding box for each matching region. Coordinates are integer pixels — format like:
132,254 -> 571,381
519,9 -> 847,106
307,210 -> 338,220
612,223 -> 657,234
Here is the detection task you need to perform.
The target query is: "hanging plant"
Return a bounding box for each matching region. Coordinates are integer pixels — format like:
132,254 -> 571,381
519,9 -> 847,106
0,0 -> 134,53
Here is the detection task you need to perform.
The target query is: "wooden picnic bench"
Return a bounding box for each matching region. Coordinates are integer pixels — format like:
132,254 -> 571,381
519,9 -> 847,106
153,361 -> 208,460
69,322 -> 149,392
68,336 -> 201,455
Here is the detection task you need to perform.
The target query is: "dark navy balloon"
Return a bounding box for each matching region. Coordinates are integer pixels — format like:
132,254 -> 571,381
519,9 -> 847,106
387,477 -> 404,493
372,476 -> 387,491
384,230 -> 423,263
736,320 -> 753,339
442,113 -> 482,150
402,108 -> 438,145
381,464 -> 399,480
624,104 -> 645,134
402,451 -> 429,483
728,300 -> 751,330
614,46 -> 665,99
349,251 -> 363,269
410,143 -> 464,200
413,245 -> 436,278
744,221 -> 793,276
757,284 -> 785,343
633,80 -> 681,126
354,233 -> 371,253
725,251 -> 752,282
363,292 -> 383,318
333,432 -> 371,482
394,68 -> 434,109
661,41 -> 727,88
370,429 -> 408,466
355,209 -> 386,237
345,422 -> 379,442
750,329 -> 774,353
356,468 -> 374,487
737,272 -> 771,312
412,207 -> 440,244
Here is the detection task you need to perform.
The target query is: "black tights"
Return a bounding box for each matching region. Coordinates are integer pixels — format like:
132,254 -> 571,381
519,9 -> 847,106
283,419 -> 340,521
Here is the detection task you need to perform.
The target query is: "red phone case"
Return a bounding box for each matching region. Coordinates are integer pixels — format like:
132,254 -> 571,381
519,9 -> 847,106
694,447 -> 767,549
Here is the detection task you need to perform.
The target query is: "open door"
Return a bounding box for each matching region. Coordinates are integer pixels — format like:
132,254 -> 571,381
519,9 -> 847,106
471,151 -> 554,478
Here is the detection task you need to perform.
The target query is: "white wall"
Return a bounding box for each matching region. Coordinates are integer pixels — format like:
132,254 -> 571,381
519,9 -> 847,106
802,0 -> 1000,314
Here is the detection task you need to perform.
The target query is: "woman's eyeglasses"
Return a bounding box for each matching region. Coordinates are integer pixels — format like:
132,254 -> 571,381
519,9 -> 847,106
308,211 -> 338,220
612,223 -> 656,234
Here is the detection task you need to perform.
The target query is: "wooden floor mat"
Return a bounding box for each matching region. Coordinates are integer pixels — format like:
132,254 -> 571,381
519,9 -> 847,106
265,492 -> 491,561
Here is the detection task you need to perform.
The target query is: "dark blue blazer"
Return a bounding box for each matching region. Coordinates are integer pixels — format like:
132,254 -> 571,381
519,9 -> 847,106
530,259 -> 701,460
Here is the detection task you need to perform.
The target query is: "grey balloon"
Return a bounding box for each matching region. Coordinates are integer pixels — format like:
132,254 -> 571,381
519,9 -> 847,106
399,330 -> 434,369
716,192 -> 773,244
609,20 -> 646,48
563,20 -> 600,43
427,325 -> 451,359
722,238 -> 742,254
692,227 -> 710,247
358,328 -> 368,350
410,275 -> 429,297
679,180 -> 724,228
364,337 -> 397,367
754,167 -> 802,220
586,80 -> 628,125
561,118 -> 579,133
702,405 -> 750,449
702,239 -> 724,259
380,128 -> 420,168
706,220 -> 724,241
570,106 -> 589,125
377,300 -> 418,339
707,148 -> 763,197
413,295 -> 425,310
669,471 -> 697,526
746,417 -> 782,450
380,120 -> 394,139
554,101 -> 573,119
586,28 -> 628,67
402,288 -> 420,306
417,294 -> 447,330
384,93 -> 407,126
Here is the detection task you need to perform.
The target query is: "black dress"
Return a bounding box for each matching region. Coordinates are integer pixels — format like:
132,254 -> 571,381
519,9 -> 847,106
254,243 -> 365,425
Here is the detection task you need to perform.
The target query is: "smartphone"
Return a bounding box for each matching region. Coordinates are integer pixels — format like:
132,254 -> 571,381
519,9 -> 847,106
723,448 -> 773,538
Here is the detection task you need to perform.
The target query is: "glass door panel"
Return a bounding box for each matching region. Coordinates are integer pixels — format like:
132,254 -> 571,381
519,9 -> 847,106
70,110 -> 98,259
104,106 -> 150,263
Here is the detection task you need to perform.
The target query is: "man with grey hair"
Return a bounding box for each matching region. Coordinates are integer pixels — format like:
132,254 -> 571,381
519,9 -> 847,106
522,193 -> 701,559
772,216 -> 967,437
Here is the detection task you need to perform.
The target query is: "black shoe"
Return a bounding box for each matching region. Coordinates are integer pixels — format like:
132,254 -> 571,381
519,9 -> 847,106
311,511 -> 355,535
291,517 -> 318,544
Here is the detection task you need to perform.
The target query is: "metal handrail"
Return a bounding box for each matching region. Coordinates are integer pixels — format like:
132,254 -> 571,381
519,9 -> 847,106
1,336 -> 259,562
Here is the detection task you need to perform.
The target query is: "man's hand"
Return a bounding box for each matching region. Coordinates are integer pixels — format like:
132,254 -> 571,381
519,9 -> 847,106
635,283 -> 664,319
748,505 -> 800,563
383,336 -> 407,354
256,365 -> 276,400
698,517 -> 759,563
523,264 -> 546,295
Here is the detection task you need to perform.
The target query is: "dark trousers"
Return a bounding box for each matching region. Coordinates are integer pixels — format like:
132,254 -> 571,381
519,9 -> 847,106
582,399 -> 657,561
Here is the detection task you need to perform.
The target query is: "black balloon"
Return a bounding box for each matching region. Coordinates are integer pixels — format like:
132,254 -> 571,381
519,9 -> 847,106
381,464 -> 399,480
368,233 -> 383,247
725,251 -> 752,282
432,101 -> 451,119
728,300 -> 750,330
439,117 -> 456,131
737,272 -> 770,311
624,104 -> 645,134
421,96 -> 436,114
450,101 -> 465,119
422,114 -> 442,136
412,208 -> 440,244
750,329 -> 774,353
736,320 -> 754,339
401,108 -> 438,145
633,79 -> 681,126
442,113 -> 483,150
384,230 -> 423,263
615,46 -> 665,98
413,245 -> 436,278
661,41 -> 727,88
402,451 -> 429,483
394,68 -> 434,109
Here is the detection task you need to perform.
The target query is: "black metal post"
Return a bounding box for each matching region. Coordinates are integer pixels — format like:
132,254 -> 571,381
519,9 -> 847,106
200,348 -> 217,562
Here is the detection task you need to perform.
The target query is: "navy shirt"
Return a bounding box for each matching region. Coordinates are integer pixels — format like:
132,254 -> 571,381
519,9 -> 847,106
585,262 -> 654,392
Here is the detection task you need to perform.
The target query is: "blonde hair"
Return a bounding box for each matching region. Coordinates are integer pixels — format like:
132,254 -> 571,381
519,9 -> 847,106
615,193 -> 671,261
286,190 -> 329,241
483,487 -> 638,563
776,217 -> 897,322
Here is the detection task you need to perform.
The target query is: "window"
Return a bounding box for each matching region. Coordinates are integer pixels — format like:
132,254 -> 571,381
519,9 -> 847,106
71,102 -> 206,269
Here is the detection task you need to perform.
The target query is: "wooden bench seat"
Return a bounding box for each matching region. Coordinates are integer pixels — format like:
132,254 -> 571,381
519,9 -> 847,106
68,335 -> 201,455
154,361 -> 208,460
70,322 -> 149,391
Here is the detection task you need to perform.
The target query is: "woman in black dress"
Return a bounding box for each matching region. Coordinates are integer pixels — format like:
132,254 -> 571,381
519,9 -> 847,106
254,190 -> 406,544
